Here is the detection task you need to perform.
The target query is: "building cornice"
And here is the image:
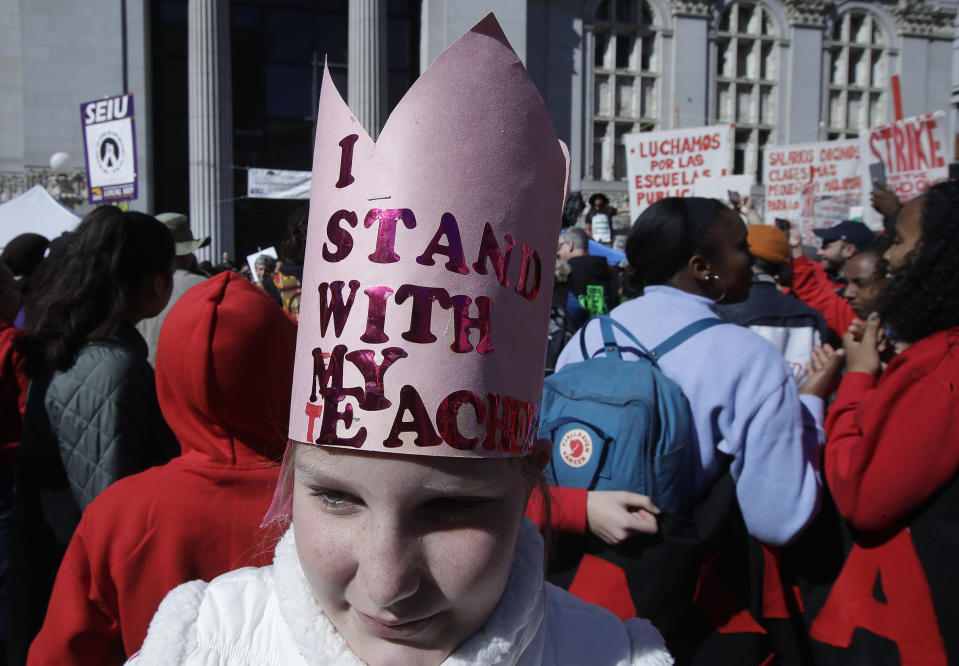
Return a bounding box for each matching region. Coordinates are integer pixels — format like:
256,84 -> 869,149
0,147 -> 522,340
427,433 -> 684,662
785,0 -> 828,28
893,0 -> 956,39
670,0 -> 711,18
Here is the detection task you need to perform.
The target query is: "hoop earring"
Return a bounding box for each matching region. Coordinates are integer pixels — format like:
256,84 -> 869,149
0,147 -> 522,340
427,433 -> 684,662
704,274 -> 726,303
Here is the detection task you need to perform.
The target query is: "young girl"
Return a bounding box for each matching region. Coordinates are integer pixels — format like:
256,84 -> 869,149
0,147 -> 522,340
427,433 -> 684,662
129,14 -> 671,666
804,180 -> 959,664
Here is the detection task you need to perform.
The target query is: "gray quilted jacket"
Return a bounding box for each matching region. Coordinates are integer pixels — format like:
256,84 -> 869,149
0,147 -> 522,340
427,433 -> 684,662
44,322 -> 177,508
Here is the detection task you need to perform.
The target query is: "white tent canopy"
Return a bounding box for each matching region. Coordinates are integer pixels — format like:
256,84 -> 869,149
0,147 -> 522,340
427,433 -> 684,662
0,185 -> 80,251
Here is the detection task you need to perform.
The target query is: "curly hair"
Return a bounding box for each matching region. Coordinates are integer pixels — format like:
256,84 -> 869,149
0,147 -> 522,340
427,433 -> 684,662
20,206 -> 174,373
279,205 -> 309,265
880,180 -> 959,343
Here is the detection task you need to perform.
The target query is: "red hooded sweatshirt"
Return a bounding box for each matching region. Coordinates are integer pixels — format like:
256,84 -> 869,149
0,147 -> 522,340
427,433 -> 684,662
28,272 -> 295,664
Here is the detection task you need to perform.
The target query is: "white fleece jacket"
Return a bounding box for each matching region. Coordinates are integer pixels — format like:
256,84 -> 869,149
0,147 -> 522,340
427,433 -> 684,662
128,519 -> 672,666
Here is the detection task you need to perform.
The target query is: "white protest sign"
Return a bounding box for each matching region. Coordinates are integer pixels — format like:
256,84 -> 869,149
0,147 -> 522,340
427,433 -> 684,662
80,94 -> 137,204
762,140 -> 861,245
694,175 -> 754,205
247,168 -> 311,200
860,111 -> 949,229
624,125 -> 733,218
246,246 -> 278,280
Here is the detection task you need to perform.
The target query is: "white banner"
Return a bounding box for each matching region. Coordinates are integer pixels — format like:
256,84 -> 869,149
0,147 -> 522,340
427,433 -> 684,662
762,140 -> 861,245
624,125 -> 733,219
247,168 -> 311,200
81,94 -> 138,204
694,175 -> 754,205
859,111 -> 949,229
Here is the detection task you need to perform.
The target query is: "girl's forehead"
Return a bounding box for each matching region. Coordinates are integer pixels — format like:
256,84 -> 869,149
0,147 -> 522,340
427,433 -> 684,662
294,445 -> 515,489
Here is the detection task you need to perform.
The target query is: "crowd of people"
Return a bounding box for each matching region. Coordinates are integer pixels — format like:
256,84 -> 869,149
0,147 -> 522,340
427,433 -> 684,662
0,14 -> 957,666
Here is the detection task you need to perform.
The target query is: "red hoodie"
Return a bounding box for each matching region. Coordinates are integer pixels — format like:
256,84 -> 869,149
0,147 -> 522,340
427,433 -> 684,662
791,255 -> 856,338
28,272 -> 295,664
0,318 -> 28,463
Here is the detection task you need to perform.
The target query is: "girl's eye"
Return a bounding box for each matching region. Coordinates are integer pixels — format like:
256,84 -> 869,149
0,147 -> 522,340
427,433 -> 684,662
310,488 -> 360,512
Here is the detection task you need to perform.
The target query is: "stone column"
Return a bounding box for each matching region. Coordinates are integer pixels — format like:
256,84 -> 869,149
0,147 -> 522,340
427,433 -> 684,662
348,0 -> 387,138
188,0 -> 233,263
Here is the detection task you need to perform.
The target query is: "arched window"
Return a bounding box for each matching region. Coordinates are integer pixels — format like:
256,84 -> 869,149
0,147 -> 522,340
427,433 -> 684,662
824,10 -> 886,139
714,1 -> 777,181
587,0 -> 660,182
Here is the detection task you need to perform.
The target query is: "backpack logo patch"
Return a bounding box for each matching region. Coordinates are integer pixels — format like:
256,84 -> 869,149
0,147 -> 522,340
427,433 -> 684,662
560,429 -> 593,467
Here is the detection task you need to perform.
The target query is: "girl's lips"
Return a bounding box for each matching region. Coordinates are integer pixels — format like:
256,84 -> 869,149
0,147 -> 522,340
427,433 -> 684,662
355,609 -> 436,639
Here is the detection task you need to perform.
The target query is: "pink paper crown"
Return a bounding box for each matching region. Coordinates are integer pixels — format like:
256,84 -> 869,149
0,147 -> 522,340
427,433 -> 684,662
288,13 -> 570,457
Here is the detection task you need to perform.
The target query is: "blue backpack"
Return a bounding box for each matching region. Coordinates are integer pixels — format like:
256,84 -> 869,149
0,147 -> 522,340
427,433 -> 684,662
540,315 -> 721,514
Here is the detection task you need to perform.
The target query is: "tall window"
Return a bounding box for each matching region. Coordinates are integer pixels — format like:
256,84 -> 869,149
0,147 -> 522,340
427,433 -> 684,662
715,1 -> 777,181
587,0 -> 659,182
824,11 -> 886,139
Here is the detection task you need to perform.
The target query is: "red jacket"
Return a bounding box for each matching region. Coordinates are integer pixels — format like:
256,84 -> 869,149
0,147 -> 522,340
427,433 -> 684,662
809,327 -> 959,664
28,273 -> 295,664
791,255 -> 856,338
0,318 -> 28,463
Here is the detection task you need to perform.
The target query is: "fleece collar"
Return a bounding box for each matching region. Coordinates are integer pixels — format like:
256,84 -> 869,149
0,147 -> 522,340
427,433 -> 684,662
273,519 -> 547,665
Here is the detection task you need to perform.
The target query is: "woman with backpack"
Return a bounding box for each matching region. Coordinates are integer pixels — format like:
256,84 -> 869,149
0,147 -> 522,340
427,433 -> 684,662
547,197 -> 827,659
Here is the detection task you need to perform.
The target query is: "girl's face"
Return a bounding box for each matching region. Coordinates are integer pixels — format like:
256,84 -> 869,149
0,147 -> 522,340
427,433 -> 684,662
292,445 -> 529,666
706,211 -> 754,304
884,196 -> 924,273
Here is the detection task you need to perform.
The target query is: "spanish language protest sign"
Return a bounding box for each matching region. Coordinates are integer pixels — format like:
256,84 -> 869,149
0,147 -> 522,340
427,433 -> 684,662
624,125 -> 733,218
762,139 -> 860,244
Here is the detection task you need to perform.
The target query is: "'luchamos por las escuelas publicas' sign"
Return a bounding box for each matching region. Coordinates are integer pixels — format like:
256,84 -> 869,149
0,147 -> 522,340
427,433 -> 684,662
80,93 -> 137,204
624,125 -> 734,219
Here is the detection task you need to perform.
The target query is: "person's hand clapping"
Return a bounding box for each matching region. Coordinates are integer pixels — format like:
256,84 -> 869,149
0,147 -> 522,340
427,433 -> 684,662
799,344 -> 845,400
586,490 -> 660,544
843,314 -> 883,377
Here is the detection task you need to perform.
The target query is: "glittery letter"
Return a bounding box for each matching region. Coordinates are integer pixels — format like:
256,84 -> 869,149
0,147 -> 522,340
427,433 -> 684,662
305,402 -> 323,442
394,285 -> 452,344
415,213 -> 469,275
317,387 -> 367,447
436,390 -> 487,450
383,385 -> 442,448
364,209 -> 416,263
322,210 -> 358,262
309,345 -> 347,402
449,295 -> 494,354
471,223 -> 515,287
483,394 -> 531,453
345,347 -> 408,411
360,286 -> 393,344
335,134 -> 359,188
514,244 -> 542,302
318,280 -> 360,337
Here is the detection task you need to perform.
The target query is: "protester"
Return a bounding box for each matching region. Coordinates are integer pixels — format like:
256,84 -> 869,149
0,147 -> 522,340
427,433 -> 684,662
811,219 -> 874,282
802,181 -> 959,664
29,272 -> 294,665
584,193 -> 619,245
0,232 -> 49,327
253,252 -> 282,306
720,224 -> 828,383
556,226 -> 617,321
129,15 -> 671,665
136,212 -> 209,365
272,205 -> 307,322
549,198 -> 826,659
789,221 -> 882,339
14,207 -> 179,647
0,262 -> 28,660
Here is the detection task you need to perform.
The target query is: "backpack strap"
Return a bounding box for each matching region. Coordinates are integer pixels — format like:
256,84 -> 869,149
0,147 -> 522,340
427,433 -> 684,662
579,315 -> 650,360
649,318 -> 723,360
